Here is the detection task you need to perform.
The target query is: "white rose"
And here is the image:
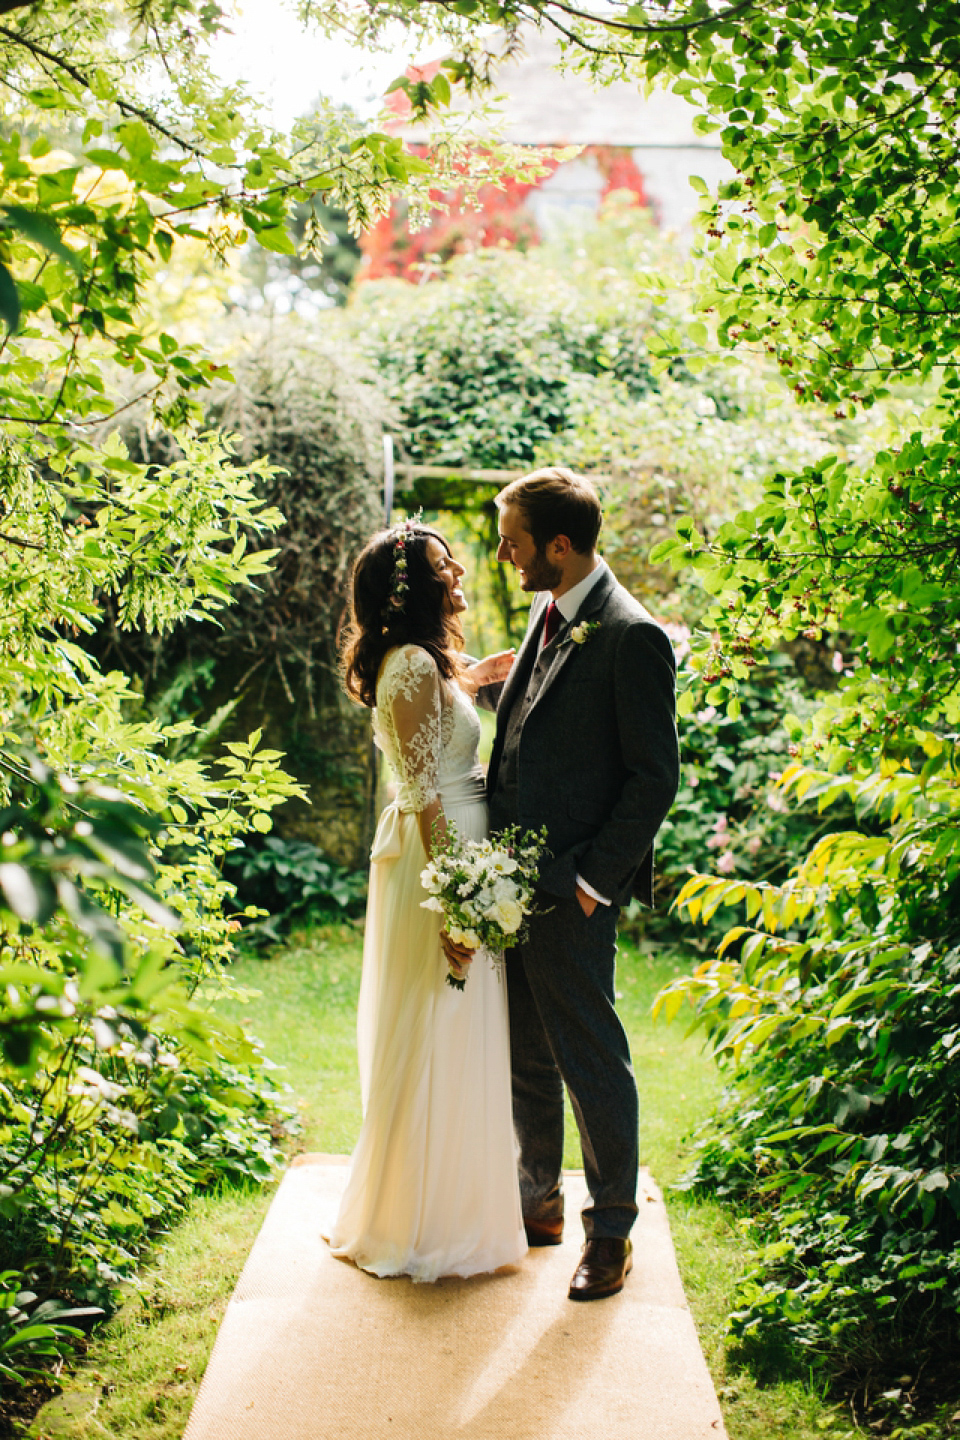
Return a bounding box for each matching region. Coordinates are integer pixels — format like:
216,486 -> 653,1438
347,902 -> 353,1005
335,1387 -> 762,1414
496,898 -> 524,934
462,930 -> 480,949
446,924 -> 464,944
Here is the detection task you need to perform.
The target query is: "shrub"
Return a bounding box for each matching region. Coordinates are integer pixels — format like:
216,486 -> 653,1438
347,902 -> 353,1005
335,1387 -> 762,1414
656,759 -> 960,1401
224,836 -> 367,947
0,743 -> 299,1313
353,242 -> 657,473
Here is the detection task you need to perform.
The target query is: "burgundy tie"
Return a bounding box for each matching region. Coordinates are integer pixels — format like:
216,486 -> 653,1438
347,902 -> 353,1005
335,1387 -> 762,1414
543,601 -> 561,646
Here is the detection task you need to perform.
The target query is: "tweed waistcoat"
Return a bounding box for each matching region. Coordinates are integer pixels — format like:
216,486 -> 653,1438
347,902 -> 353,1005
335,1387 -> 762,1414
490,625 -> 565,830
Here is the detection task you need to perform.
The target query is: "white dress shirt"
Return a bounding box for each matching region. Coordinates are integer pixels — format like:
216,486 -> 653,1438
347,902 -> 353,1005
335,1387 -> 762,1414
539,561 -> 608,650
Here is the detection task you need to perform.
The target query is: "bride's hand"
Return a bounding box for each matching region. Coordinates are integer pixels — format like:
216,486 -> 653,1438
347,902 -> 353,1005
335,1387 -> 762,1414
441,929 -> 475,978
467,649 -> 515,691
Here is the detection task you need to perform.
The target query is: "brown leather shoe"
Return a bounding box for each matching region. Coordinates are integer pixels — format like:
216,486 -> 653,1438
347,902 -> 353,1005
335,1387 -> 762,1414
524,1215 -> 564,1247
568,1237 -> 633,1300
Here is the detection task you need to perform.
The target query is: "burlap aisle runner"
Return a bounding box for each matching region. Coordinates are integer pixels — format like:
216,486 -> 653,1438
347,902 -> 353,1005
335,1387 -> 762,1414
184,1156 -> 727,1440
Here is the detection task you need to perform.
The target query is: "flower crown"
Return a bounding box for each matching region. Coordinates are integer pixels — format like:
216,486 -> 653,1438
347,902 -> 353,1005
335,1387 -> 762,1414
386,510 -> 423,615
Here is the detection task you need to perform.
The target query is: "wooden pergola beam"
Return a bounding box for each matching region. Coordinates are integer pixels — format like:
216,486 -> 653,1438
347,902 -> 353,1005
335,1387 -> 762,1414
395,464 -> 615,487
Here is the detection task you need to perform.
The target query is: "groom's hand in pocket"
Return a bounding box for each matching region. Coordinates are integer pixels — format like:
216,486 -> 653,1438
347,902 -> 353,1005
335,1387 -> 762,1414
575,883 -> 598,918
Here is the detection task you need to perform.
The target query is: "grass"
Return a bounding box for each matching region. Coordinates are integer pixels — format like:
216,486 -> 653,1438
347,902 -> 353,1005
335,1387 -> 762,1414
25,921 -> 869,1439
25,1188 -> 273,1440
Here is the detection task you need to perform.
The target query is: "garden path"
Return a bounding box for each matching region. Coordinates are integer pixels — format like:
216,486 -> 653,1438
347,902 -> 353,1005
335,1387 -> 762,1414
183,1154 -> 727,1440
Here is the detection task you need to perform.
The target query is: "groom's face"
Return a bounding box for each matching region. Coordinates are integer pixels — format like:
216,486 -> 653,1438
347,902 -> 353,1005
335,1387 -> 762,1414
496,504 -> 562,593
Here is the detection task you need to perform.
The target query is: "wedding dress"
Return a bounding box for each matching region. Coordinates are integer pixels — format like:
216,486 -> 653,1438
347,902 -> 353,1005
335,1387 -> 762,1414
327,644 -> 526,1281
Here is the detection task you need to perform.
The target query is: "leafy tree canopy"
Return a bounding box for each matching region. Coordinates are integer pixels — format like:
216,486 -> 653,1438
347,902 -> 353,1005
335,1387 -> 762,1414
0,0 -> 501,1300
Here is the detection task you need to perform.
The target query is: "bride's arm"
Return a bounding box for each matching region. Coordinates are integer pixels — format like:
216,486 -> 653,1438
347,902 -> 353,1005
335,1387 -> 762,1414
389,649 -> 447,858
389,650 -> 472,978
414,796 -> 446,860
460,649 -> 515,700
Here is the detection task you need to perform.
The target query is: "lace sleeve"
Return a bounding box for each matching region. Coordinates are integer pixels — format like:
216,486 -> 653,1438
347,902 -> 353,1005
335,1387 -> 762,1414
380,646 -> 442,812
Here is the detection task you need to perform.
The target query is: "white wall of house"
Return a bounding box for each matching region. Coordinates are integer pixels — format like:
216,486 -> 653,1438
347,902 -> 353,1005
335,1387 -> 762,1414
401,28 -> 731,241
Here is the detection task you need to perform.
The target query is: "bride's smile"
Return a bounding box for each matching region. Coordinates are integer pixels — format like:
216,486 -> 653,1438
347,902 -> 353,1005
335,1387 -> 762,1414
426,535 -> 468,614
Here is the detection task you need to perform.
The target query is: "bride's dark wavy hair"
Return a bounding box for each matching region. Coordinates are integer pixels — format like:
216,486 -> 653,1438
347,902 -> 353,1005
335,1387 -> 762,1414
341,525 -> 465,709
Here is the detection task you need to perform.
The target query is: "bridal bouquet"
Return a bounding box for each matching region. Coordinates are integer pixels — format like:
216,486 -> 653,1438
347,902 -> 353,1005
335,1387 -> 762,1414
420,824 -> 549,990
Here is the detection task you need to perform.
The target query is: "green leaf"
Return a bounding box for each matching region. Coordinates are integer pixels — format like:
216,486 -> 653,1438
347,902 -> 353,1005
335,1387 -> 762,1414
649,537 -> 683,563
2,206 -> 82,274
0,263 -> 20,333
254,226 -> 295,256
0,864 -> 57,924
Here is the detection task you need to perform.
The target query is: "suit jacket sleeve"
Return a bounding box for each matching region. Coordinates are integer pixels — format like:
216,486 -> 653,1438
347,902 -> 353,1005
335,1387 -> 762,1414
475,682 -> 503,714
575,621 -> 679,904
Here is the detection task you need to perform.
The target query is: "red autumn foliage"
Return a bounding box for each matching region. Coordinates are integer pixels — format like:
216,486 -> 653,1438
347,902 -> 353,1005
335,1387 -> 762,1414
360,143 -> 649,282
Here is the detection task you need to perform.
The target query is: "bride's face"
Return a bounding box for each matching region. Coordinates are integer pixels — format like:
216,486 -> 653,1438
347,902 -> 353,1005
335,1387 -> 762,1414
426,536 -> 467,615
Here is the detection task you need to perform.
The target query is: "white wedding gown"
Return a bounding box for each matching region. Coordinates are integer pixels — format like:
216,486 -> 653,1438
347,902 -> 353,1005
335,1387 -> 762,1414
327,644 -> 526,1281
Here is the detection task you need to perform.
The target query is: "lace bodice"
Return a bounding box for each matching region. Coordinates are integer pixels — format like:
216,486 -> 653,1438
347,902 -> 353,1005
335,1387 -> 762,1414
374,645 -> 482,812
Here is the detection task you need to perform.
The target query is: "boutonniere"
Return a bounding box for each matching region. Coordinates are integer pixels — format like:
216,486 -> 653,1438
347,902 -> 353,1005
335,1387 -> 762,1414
569,621 -> 601,645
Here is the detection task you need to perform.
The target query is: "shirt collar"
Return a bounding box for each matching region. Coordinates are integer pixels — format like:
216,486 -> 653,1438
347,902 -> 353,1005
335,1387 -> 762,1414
553,559 -> 607,624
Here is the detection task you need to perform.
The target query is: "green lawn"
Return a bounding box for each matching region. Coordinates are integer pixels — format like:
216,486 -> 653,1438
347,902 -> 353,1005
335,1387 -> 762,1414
27,923 -> 855,1440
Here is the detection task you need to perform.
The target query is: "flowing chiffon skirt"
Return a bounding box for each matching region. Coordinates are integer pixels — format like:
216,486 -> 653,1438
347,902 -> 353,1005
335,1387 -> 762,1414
327,777 -> 526,1281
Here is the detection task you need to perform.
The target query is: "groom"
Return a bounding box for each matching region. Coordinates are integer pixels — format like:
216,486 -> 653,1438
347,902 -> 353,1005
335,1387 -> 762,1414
487,467 -> 678,1301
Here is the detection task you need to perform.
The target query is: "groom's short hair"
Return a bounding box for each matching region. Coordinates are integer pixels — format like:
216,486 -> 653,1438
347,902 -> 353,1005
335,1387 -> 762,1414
496,467 -> 602,554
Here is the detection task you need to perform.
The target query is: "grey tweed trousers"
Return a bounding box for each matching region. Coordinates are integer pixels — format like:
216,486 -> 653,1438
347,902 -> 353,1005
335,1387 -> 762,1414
506,889 -> 639,1240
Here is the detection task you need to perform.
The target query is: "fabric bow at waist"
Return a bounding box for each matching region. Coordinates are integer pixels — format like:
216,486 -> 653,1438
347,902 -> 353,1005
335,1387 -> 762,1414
370,802 -> 404,864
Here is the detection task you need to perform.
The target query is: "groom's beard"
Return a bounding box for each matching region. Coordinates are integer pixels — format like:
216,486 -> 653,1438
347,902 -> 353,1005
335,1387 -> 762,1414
520,546 -> 562,593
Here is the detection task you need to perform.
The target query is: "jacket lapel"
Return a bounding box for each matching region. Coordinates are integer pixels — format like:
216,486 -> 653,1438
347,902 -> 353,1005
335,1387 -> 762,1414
526,566 -> 616,715
498,592 -> 548,716
488,594 -> 548,790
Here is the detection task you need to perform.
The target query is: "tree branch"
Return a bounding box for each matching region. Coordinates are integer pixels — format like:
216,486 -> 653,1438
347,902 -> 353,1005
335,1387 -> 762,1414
0,528 -> 43,550
426,0 -> 759,38
0,23 -> 204,157
532,0 -> 759,37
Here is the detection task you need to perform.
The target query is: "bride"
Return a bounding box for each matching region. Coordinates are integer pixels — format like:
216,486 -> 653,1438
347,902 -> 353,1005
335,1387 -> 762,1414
327,519 -> 527,1281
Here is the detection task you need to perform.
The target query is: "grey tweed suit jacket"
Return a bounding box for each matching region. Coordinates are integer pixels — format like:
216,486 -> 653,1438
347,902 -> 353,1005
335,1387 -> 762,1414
486,566 -> 679,908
